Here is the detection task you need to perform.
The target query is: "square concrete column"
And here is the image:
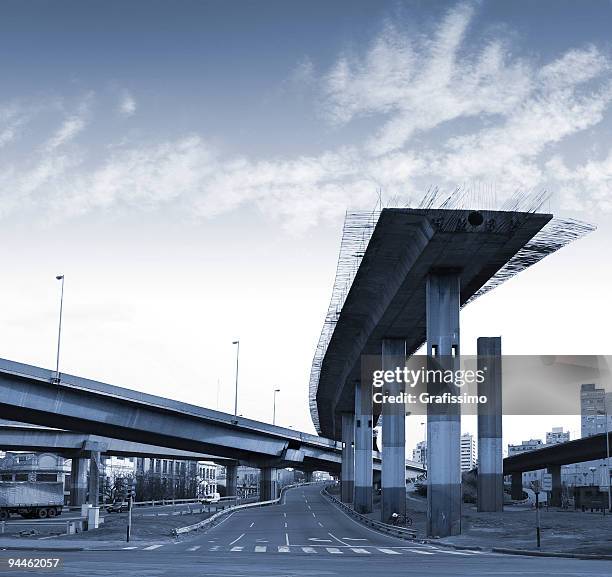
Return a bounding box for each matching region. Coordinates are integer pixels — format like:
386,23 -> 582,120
225,463 -> 238,497
381,338 -> 406,523
426,272 -> 461,537
70,457 -> 88,506
305,471 -> 313,483
259,467 -> 277,501
548,465 -> 562,507
511,472 -> 523,500
341,413 -> 355,503
354,380 -> 373,513
477,337 -> 503,512
88,451 -> 101,506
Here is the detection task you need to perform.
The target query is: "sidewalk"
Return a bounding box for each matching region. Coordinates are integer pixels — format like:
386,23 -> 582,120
328,485 -> 612,557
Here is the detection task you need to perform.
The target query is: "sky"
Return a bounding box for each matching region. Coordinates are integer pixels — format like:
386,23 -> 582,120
1,0 -> 611,456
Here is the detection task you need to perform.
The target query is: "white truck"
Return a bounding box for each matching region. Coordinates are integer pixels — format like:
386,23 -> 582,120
0,481 -> 64,520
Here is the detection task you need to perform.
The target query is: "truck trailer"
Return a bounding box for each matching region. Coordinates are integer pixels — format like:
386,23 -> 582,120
0,481 -> 64,519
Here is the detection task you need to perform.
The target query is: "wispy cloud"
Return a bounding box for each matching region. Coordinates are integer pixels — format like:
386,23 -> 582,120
1,2 -> 611,228
118,91 -> 136,117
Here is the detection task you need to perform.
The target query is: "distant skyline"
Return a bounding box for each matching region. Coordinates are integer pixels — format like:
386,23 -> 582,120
1,1 -> 611,452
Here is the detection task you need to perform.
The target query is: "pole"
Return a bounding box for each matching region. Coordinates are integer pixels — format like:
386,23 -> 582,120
233,341 -> 240,416
604,406 -> 611,512
535,491 -> 541,548
55,275 -> 65,382
273,389 -> 280,425
126,494 -> 133,542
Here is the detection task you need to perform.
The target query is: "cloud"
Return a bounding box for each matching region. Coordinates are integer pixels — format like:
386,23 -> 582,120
1,2 -> 612,227
118,91 -> 136,117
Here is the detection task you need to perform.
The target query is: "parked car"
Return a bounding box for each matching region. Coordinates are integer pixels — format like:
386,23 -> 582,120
106,501 -> 129,513
201,492 -> 221,504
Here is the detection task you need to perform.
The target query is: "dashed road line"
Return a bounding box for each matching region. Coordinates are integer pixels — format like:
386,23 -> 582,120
187,546 -> 201,551
142,545 -> 163,550
326,547 -> 342,554
230,546 -> 244,552
229,533 -> 245,546
351,548 -> 370,554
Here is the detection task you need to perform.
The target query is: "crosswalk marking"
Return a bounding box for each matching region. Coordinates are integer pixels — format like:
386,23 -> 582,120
254,546 -> 266,553
437,549 -> 472,555
230,546 -> 243,551
278,545 -> 290,552
350,548 -> 370,554
379,548 -> 401,554
326,547 -> 342,554
122,546 -> 137,550
187,546 -> 201,551
143,545 -> 163,550
209,546 -> 220,551
404,549 -> 434,555
302,547 -> 317,553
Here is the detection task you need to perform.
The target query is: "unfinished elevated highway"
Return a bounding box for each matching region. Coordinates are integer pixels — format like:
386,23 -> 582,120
309,205 -> 593,536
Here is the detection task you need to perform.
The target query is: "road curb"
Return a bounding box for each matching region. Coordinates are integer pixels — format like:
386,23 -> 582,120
491,547 -> 612,561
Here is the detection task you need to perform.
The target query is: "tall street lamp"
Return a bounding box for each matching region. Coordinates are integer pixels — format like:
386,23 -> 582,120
232,340 -> 240,416
273,388 -> 280,425
54,275 -> 65,384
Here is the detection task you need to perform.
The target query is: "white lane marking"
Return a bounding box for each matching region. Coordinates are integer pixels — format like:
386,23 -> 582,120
326,547 -> 343,554
229,533 -> 245,546
122,546 -> 138,550
405,549 -> 434,555
343,538 -> 367,541
254,545 -> 266,553
378,548 -> 401,555
284,522 -> 288,528
143,544 -> 163,550
328,532 -> 350,546
187,546 -> 201,551
278,545 -> 290,553
249,522 -> 255,527
256,539 -> 268,543
302,547 -> 316,553
351,548 -> 370,554
307,505 -> 311,510
308,538 -> 332,542
209,546 -> 220,551
283,512 -> 287,518
157,513 -> 168,516
285,532 -> 290,546
437,550 -> 473,555
317,522 -> 324,527
230,546 -> 243,551
311,512 -> 316,517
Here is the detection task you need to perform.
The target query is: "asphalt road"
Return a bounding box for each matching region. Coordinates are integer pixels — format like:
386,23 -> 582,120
1,484 -> 610,576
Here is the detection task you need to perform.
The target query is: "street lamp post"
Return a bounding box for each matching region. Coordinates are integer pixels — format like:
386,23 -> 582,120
232,340 -> 240,416
589,466 -> 597,486
273,388 -> 280,425
54,275 -> 65,384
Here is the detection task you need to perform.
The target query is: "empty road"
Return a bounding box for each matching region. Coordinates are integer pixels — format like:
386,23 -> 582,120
1,484 -> 610,575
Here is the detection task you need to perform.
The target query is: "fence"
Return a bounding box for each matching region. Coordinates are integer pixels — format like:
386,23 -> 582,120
321,485 -> 417,539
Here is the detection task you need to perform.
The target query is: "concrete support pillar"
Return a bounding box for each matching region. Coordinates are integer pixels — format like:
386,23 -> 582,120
341,413 -> 355,503
548,465 -> 562,507
354,380 -> 373,513
477,337 -> 503,512
426,272 -> 461,537
381,339 -> 406,523
260,467 -> 277,501
305,471 -> 313,483
70,457 -> 88,506
225,463 -> 238,497
88,451 -> 101,506
511,472 -> 523,500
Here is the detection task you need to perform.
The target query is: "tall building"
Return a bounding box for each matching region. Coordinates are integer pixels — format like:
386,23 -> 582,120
460,433 -> 476,472
546,427 -> 570,445
507,439 -> 543,456
581,384 -> 612,437
412,440 -> 427,464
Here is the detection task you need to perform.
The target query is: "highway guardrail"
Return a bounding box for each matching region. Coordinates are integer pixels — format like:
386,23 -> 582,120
321,485 -> 417,540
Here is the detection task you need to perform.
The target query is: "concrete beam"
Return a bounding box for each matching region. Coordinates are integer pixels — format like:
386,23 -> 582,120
260,467 -> 277,501
340,413 -> 355,503
381,339 -> 406,523
354,380 -> 373,514
225,463 -> 238,497
88,451 -> 101,506
426,272 -> 461,537
477,337 -> 503,512
548,465 -> 562,507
